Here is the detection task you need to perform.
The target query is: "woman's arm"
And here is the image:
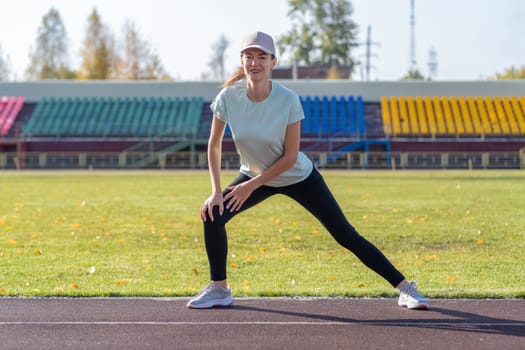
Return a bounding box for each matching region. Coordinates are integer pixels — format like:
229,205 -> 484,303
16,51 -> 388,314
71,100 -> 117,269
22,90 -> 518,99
201,116 -> 226,222
224,121 -> 301,211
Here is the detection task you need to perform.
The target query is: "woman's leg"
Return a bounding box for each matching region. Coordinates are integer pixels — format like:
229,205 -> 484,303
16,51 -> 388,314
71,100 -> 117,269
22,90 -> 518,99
203,173 -> 275,281
280,168 -> 405,287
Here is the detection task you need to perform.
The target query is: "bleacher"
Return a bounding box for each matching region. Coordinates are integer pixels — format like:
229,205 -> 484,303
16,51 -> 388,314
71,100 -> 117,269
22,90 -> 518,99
15,93 -> 525,142
22,96 -> 204,138
381,96 -> 525,138
1,79 -> 525,169
0,96 -> 25,136
300,96 -> 366,137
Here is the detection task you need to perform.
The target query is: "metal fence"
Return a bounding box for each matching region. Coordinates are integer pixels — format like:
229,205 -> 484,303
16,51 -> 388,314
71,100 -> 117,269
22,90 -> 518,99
1,150 -> 524,170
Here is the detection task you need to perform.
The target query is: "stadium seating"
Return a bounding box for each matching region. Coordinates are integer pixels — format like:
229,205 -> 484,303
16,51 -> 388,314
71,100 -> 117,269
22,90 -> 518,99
381,96 -> 525,138
300,95 -> 365,137
22,96 -> 204,138
15,92 -> 525,146
0,96 -> 25,136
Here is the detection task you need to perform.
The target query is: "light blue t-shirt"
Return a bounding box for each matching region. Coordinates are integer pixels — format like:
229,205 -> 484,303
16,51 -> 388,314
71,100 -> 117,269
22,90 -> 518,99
210,80 -> 313,187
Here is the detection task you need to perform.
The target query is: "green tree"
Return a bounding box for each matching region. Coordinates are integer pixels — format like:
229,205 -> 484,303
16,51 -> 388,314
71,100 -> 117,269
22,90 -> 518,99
278,0 -> 358,71
116,19 -> 170,80
492,65 -> 525,80
25,7 -> 75,79
0,45 -> 11,80
79,8 -> 115,79
402,69 -> 425,80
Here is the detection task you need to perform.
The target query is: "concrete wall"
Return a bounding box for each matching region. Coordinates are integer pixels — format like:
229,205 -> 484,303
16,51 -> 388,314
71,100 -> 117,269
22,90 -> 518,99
1,80 -> 525,103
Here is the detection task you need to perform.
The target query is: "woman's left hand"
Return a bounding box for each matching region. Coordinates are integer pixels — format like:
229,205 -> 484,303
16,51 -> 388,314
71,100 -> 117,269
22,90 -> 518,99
224,182 -> 254,212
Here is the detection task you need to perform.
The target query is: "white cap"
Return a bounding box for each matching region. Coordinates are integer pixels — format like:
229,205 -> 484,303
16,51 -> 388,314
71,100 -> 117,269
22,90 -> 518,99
240,31 -> 276,57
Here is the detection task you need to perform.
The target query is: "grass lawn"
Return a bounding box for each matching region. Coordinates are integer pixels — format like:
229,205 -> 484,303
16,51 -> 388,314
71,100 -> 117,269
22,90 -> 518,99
0,170 -> 524,298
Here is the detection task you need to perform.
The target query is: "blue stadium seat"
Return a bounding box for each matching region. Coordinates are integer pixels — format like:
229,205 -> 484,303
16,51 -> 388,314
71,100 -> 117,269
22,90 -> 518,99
300,95 -> 366,137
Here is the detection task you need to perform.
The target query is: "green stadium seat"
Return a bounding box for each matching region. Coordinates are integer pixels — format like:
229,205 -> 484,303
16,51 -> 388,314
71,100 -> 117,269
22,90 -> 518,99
84,98 -> 104,136
148,97 -> 164,136
174,98 -> 189,136
119,97 -> 137,136
130,98 -> 146,136
22,97 -> 47,136
165,98 -> 180,136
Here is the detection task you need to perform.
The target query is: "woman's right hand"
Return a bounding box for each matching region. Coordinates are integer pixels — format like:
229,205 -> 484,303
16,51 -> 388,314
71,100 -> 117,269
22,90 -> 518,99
200,192 -> 224,222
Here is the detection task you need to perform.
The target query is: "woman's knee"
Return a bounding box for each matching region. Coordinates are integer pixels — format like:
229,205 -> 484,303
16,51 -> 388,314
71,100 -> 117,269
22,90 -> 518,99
328,223 -> 362,245
203,206 -> 230,227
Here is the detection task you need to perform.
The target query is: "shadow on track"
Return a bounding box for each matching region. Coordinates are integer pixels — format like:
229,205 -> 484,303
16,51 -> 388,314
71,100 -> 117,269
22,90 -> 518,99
230,304 -> 525,337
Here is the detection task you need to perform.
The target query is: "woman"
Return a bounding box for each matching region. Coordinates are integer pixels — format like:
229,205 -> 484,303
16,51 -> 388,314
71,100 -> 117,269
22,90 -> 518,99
187,31 -> 429,310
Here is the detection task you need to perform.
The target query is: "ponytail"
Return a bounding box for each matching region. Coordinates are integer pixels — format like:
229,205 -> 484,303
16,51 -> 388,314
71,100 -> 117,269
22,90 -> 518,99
222,66 -> 245,88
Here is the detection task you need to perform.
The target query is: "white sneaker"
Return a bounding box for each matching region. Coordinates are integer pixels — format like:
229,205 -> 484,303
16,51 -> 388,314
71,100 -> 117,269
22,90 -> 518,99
398,281 -> 429,310
187,282 -> 233,309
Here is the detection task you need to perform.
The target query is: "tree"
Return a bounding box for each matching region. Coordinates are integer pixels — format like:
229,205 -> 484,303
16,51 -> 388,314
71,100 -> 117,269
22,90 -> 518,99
79,8 -> 116,79
0,45 -> 11,80
492,65 -> 525,80
116,19 -> 170,80
402,69 -> 425,80
207,34 -> 230,80
25,7 -> 74,79
278,0 -> 359,71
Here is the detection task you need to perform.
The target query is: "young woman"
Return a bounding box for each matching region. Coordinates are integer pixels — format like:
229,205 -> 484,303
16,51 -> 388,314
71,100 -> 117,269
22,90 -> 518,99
187,31 -> 429,310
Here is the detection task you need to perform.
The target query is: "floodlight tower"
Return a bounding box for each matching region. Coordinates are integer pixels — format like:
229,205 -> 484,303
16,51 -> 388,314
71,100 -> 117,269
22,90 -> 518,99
428,46 -> 438,80
363,25 -> 380,81
409,0 -> 417,72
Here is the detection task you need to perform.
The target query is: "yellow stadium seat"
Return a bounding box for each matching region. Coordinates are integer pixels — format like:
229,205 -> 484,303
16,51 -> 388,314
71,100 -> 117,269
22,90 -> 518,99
441,96 -> 456,135
467,96 -> 482,135
475,96 -> 493,136
407,96 -> 419,135
458,96 -> 474,134
381,95 -> 525,138
493,97 -> 511,134
398,96 -> 410,135
449,96 -> 465,135
415,96 -> 429,135
390,96 -> 402,136
511,96 -> 525,133
502,97 -> 519,134
484,96 -> 502,134
519,96 -> 525,119
380,96 -> 392,136
423,96 -> 437,136
432,96 -> 447,134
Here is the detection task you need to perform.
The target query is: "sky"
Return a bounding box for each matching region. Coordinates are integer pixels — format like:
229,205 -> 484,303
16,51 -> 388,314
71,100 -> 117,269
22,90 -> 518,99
0,0 -> 524,81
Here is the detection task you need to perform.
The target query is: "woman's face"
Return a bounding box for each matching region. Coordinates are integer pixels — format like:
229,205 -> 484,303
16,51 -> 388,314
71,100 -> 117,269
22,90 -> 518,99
241,48 -> 276,81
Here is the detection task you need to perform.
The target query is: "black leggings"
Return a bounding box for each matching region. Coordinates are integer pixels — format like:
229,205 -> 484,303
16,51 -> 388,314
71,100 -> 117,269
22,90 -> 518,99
203,167 -> 405,287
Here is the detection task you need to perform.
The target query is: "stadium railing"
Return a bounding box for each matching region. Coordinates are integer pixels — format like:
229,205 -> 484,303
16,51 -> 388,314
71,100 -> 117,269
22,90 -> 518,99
1,150 -> 523,170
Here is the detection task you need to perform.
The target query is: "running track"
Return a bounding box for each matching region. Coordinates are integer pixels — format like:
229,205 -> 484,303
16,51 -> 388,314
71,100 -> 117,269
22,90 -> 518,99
0,298 -> 523,349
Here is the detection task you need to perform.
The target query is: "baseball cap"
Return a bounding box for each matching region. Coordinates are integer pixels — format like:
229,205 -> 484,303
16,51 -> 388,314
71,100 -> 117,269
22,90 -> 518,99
240,31 -> 276,57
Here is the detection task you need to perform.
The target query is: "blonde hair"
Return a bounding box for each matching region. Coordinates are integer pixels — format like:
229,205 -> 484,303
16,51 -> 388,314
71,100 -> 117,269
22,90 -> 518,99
221,66 -> 245,88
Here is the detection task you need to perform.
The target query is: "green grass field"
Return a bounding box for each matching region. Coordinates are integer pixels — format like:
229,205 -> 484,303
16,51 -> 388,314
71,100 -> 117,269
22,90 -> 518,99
0,170 -> 524,298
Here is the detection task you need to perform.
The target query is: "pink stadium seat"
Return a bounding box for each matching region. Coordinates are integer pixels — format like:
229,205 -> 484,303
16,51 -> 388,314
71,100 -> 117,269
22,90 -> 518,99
0,96 -> 8,110
0,96 -> 9,122
0,96 -> 25,136
0,97 -> 16,133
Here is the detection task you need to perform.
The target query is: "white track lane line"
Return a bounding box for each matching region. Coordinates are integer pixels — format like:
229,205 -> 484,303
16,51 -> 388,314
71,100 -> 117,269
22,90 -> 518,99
0,321 -> 524,326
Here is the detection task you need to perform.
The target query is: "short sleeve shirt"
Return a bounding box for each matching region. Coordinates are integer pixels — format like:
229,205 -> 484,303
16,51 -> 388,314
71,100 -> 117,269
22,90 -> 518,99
210,80 -> 313,187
